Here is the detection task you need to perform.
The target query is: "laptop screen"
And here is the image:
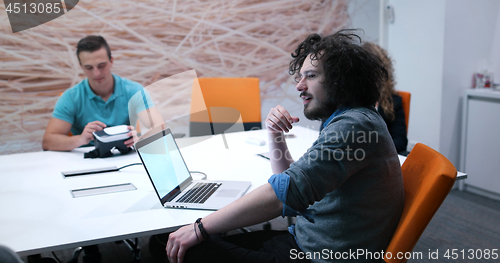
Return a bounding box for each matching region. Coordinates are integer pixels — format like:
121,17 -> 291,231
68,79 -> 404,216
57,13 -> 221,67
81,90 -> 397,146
137,130 -> 191,203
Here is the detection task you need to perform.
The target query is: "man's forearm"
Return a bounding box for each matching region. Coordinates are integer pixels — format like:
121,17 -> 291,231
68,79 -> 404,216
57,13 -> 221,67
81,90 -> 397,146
268,132 -> 294,174
42,134 -> 83,151
200,183 -> 283,235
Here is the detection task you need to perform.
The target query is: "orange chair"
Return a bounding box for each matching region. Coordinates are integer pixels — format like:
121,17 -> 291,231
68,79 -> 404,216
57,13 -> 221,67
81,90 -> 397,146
396,91 -> 411,135
384,143 -> 457,263
190,77 -> 261,137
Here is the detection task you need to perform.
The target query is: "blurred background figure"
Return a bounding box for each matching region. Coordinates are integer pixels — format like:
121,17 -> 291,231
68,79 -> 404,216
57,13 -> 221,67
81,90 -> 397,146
362,42 -> 408,154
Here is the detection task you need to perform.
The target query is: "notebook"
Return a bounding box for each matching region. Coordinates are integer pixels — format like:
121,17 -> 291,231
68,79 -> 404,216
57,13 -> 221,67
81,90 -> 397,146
135,127 -> 251,210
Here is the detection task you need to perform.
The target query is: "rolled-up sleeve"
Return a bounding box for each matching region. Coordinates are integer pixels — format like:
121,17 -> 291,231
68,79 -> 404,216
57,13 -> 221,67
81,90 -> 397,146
268,173 -> 316,222
268,173 -> 289,204
268,173 -> 295,217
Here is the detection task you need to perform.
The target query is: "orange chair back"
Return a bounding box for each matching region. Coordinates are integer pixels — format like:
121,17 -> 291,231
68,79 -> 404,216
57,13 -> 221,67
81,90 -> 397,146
396,91 -> 411,134
190,77 -> 261,136
385,143 -> 457,263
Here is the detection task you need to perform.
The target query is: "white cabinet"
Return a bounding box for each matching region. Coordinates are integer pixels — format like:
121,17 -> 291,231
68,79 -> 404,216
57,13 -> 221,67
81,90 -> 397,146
460,89 -> 500,197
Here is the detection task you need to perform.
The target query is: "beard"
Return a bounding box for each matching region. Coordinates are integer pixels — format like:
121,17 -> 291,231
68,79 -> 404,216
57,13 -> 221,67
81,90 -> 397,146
302,93 -> 337,121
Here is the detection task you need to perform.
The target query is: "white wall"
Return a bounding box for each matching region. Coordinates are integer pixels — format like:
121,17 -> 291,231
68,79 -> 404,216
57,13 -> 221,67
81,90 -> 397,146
441,0 -> 500,166
387,0 -> 447,151
494,3 -> 500,79
386,0 -> 500,168
348,0 -> 381,43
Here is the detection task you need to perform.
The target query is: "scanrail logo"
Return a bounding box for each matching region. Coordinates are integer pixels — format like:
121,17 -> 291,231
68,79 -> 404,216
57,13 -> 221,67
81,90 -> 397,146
4,0 -> 79,33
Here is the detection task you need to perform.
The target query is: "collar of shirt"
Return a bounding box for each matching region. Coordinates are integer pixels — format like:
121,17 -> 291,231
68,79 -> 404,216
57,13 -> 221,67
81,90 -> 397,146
84,74 -> 121,103
322,106 -> 351,129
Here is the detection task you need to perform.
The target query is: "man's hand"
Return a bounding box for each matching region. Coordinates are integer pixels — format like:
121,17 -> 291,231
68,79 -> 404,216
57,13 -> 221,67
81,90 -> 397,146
124,125 -> 137,147
79,121 -> 106,146
166,183 -> 283,263
265,105 -> 300,133
166,224 -> 201,263
266,106 -> 297,173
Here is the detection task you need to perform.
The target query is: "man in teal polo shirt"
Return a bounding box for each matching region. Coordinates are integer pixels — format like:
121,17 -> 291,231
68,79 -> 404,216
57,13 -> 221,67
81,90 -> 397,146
41,36 -> 163,262
42,35 -> 159,151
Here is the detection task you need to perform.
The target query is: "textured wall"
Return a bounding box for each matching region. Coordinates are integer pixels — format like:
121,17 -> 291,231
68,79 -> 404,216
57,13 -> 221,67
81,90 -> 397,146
0,0 -> 350,154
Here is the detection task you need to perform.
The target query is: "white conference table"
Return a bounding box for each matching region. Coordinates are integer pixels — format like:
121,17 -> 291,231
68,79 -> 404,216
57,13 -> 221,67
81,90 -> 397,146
0,126 -> 315,256
0,126 -> 465,256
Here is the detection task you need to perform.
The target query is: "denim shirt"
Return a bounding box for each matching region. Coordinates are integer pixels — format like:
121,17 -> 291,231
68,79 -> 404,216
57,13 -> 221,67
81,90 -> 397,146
267,106 -> 351,222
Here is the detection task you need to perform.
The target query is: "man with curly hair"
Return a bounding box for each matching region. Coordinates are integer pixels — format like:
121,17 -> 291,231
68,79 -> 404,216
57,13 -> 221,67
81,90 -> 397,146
166,29 -> 404,263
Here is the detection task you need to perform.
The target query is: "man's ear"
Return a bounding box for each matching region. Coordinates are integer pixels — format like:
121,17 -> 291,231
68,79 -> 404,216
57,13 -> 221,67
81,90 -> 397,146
110,56 -> 114,64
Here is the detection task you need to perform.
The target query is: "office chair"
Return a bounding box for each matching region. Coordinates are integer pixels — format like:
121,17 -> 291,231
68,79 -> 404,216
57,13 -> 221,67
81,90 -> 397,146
68,239 -> 140,263
384,143 -> 457,263
0,245 -> 24,263
0,245 -> 57,263
189,77 -> 261,137
396,91 -> 411,135
188,77 -> 270,230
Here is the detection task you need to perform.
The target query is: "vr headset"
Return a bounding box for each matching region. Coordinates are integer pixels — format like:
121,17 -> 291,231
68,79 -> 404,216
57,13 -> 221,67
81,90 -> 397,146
84,125 -> 133,158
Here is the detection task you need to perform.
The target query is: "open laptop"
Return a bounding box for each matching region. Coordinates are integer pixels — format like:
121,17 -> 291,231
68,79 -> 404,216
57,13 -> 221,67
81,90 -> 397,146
136,127 -> 251,210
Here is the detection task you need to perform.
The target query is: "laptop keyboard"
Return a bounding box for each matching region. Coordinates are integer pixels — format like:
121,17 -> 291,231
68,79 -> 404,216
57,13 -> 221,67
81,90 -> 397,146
176,182 -> 221,204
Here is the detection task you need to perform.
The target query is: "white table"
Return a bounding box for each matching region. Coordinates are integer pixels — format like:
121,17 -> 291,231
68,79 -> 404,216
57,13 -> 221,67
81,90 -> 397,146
0,127 -> 316,256
0,126 -> 465,256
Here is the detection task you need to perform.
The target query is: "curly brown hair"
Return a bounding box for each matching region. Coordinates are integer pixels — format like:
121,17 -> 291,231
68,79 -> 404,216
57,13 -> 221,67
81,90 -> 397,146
289,29 -> 388,111
361,42 -> 397,121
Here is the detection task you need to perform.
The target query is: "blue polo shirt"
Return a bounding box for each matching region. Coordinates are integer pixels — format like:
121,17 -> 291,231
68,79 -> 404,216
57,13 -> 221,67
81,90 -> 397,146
53,74 -> 151,138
